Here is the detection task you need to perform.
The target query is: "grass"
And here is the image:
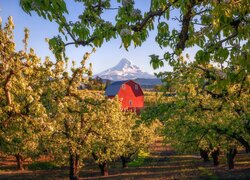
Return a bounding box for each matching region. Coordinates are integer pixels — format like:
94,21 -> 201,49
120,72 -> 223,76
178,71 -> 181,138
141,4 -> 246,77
0,142 -> 250,179
198,167 -> 218,179
27,162 -> 59,170
128,151 -> 150,167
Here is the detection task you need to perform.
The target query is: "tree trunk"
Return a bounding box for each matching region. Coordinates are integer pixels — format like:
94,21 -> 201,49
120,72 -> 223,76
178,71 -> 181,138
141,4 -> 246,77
199,149 -> 209,162
121,156 -> 129,168
211,148 -> 220,166
233,135 -> 250,153
69,154 -> 79,180
227,147 -> 237,169
98,161 -> 108,176
213,126 -> 250,153
92,152 -> 109,176
15,154 -> 24,171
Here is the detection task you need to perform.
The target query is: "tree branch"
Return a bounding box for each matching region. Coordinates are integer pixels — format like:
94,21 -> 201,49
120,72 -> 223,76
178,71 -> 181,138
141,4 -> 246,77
64,35 -> 97,47
212,126 -> 250,153
132,1 -> 177,32
176,3 -> 193,51
4,70 -> 14,105
175,0 -> 204,51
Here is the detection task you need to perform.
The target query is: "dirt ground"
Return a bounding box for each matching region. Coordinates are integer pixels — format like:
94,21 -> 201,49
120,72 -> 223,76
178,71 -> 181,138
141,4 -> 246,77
1,141 -> 250,179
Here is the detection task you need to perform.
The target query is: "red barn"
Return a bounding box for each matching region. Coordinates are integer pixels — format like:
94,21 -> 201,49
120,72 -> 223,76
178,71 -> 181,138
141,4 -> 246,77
105,80 -> 144,113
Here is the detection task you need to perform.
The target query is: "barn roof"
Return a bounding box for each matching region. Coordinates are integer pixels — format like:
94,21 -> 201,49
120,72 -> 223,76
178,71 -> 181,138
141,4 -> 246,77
105,80 -> 127,96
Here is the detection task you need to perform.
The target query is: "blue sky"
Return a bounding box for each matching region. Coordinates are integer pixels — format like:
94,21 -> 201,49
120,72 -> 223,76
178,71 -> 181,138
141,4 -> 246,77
0,0 -> 174,75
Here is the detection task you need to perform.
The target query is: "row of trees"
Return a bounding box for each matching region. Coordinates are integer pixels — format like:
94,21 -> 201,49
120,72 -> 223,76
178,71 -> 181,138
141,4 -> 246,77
2,0 -> 249,175
0,17 -> 157,179
142,59 -> 249,169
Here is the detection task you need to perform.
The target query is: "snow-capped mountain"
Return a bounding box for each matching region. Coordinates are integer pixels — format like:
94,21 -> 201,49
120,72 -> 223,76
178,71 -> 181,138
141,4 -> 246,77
94,58 -> 155,81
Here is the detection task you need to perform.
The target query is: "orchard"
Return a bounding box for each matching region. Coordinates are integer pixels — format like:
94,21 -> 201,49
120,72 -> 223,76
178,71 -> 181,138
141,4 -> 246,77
0,0 -> 249,179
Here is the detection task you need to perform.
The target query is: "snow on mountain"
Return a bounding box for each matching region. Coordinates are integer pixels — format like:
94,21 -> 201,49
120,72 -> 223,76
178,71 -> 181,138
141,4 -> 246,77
94,58 -> 156,81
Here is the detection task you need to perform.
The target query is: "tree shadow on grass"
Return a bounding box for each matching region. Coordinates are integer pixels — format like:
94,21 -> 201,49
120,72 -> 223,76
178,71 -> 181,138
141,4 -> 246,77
0,145 -> 250,179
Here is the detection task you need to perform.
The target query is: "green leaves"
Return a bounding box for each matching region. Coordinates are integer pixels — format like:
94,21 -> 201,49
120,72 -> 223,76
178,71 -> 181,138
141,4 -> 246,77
156,22 -> 170,48
19,0 -> 249,71
16,0 -> 250,168
150,54 -> 164,69
215,47 -> 229,63
20,0 -> 68,20
48,36 -> 65,61
144,57 -> 250,154
195,50 -> 210,64
72,22 -> 90,41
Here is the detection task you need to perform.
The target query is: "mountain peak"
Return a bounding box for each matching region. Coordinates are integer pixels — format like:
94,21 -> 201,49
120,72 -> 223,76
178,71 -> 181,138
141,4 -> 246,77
95,58 -> 155,81
120,58 -> 132,64
113,58 -> 134,70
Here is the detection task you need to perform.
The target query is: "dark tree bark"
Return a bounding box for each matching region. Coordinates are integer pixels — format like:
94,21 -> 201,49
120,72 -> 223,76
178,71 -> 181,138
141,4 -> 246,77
92,152 -> 109,176
98,161 -> 108,176
213,126 -> 250,153
231,134 -> 250,153
227,147 -> 237,169
120,156 -> 129,168
200,149 -> 209,162
211,148 -> 220,166
15,153 -> 24,170
69,154 -> 79,180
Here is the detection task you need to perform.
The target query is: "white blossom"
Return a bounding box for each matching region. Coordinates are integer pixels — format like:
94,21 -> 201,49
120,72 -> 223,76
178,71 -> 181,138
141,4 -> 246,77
27,86 -> 33,91
120,28 -> 131,36
131,9 -> 141,18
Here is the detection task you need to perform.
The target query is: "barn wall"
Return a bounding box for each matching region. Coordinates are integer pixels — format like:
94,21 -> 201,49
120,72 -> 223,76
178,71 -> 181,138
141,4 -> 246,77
118,81 -> 144,110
